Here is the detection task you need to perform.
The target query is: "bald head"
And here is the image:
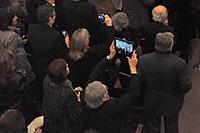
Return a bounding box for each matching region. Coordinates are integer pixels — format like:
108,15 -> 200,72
152,5 -> 168,24
153,5 -> 167,15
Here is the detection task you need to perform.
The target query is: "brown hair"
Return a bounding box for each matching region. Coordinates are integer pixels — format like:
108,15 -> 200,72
0,109 -> 26,133
47,58 -> 69,84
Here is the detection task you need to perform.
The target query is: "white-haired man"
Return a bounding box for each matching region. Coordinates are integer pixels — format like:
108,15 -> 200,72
138,32 -> 192,133
138,5 -> 175,55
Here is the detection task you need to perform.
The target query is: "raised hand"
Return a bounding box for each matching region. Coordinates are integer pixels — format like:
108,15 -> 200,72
107,41 -> 116,60
74,87 -> 83,102
104,14 -> 112,27
127,50 -> 138,74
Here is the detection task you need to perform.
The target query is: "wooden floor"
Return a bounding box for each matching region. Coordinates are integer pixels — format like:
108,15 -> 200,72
179,38 -> 200,133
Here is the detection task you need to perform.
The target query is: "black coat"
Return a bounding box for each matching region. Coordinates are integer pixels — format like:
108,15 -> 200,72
61,0 -> 106,45
84,58 -> 140,133
28,24 -> 67,80
137,21 -> 174,54
137,52 -> 192,116
43,76 -> 83,133
0,72 -> 26,115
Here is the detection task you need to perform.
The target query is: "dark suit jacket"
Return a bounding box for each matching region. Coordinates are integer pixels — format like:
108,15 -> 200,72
138,52 -> 192,116
61,0 -> 106,45
138,21 -> 174,54
84,58 -> 140,133
28,24 -> 67,80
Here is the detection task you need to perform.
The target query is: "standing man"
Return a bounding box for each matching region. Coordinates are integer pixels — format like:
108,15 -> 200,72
28,4 -> 67,105
138,32 -> 192,133
138,5 -> 175,55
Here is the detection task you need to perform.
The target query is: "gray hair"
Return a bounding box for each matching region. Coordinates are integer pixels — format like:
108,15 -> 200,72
85,81 -> 107,109
155,32 -> 174,52
69,28 -> 90,61
152,5 -> 168,23
112,12 -> 129,31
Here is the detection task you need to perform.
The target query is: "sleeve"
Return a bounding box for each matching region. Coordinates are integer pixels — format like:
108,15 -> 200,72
179,62 -> 192,93
107,74 -> 140,113
137,59 -> 147,90
7,32 -> 24,51
53,33 -> 67,59
65,92 -> 83,123
87,58 -> 110,84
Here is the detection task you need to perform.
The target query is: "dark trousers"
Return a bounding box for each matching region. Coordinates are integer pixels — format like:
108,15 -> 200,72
145,114 -> 179,133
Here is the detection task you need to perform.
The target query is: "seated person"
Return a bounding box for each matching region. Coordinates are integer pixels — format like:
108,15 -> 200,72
84,43 -> 140,133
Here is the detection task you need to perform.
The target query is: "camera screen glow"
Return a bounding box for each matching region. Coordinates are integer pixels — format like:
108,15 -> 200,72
116,39 -> 133,54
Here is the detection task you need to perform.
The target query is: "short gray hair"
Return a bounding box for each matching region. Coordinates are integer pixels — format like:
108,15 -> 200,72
155,32 -> 174,52
69,28 -> 89,60
85,81 -> 107,109
152,5 -> 168,23
112,12 -> 129,31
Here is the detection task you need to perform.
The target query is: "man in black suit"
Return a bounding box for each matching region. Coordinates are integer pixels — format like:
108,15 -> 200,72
138,5 -> 174,55
28,4 -> 67,104
138,32 -> 192,133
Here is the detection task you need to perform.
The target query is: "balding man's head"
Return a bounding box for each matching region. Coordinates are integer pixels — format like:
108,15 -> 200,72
152,5 -> 168,25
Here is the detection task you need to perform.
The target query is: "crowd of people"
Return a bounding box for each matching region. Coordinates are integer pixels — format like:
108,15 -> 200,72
0,0 -> 198,133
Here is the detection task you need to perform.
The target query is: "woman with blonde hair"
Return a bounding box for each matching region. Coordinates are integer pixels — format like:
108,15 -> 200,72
67,25 -> 113,88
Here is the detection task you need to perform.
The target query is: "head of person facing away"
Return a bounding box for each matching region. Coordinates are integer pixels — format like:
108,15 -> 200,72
85,81 -> 110,109
0,109 -> 26,133
37,4 -> 56,26
152,5 -> 168,25
154,32 -> 174,53
112,12 -> 129,31
47,58 -> 70,84
69,28 -> 90,61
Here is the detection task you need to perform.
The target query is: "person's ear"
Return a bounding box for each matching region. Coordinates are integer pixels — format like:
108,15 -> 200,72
48,17 -> 52,23
48,16 -> 55,25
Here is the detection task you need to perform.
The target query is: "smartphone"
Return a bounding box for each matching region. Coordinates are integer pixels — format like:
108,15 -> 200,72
114,37 -> 135,56
62,31 -> 67,37
98,14 -> 105,24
